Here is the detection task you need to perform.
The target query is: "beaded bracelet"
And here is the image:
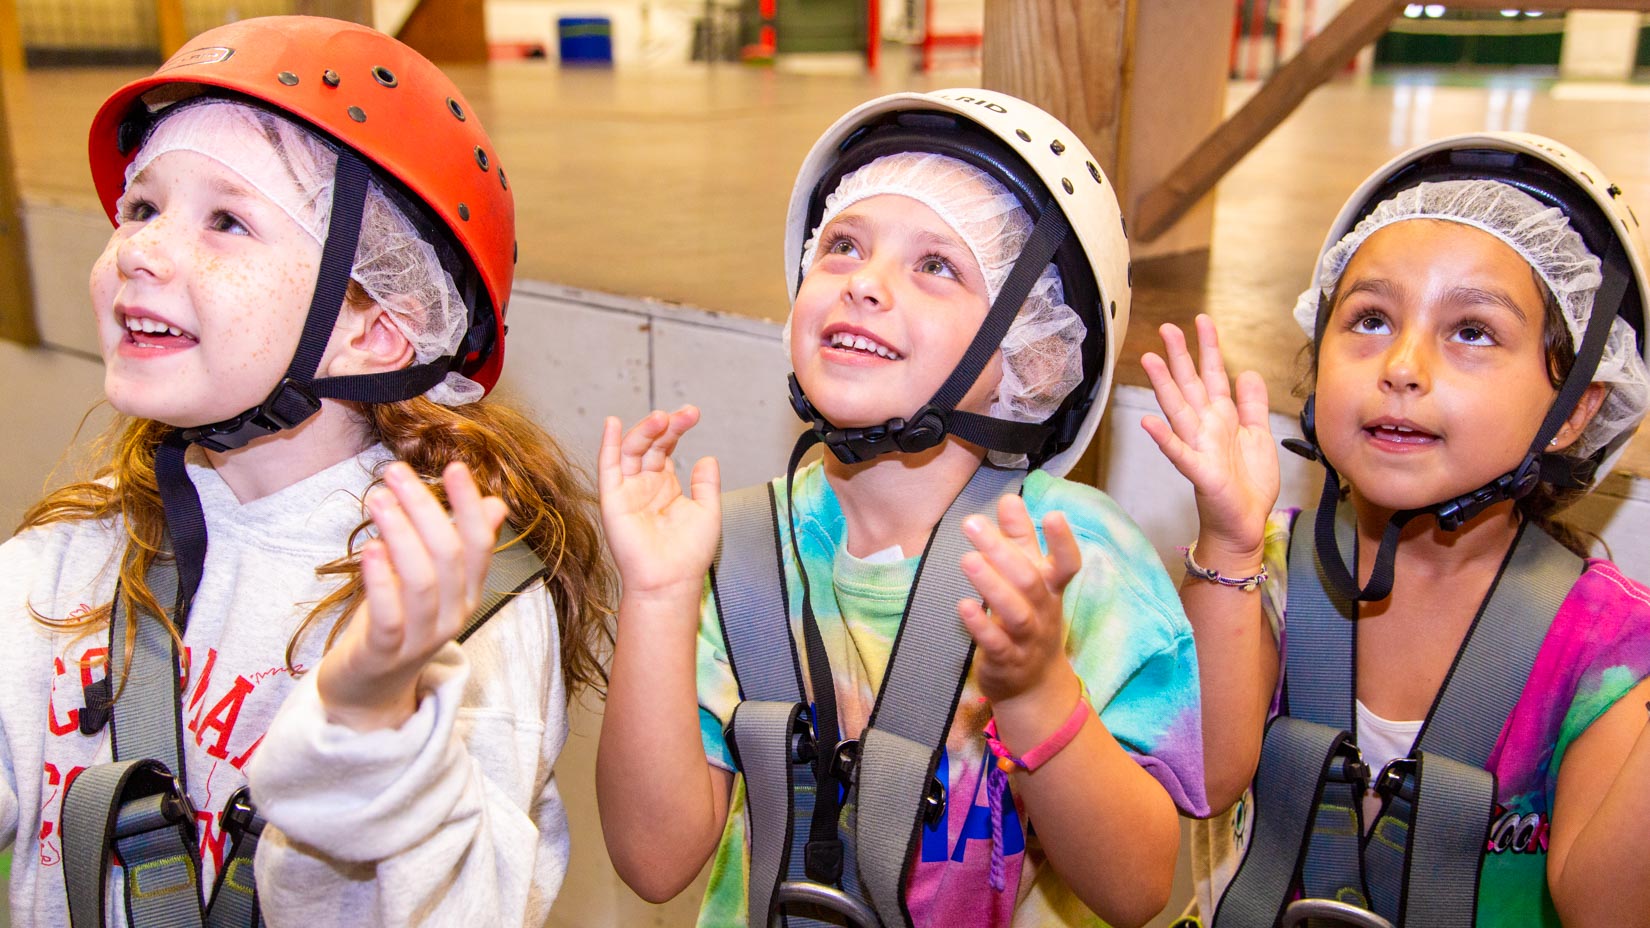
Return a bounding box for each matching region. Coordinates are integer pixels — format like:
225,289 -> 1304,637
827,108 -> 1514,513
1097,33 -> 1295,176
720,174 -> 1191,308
1178,541 -> 1269,593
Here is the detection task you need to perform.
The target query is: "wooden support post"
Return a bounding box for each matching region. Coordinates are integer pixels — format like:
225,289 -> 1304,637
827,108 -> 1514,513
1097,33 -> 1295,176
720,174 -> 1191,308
396,0 -> 489,64
0,0 -> 22,75
983,0 -> 1128,177
156,0 -> 188,59
1134,0 -> 1401,242
0,61 -> 38,346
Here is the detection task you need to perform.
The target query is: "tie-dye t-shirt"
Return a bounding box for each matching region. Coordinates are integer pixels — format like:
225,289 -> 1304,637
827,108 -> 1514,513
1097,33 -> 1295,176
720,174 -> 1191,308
695,462 -> 1207,927
1186,511 -> 1650,927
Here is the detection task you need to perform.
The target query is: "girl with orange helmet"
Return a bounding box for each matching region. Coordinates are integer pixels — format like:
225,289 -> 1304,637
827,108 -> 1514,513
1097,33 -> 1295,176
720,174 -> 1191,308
0,16 -> 611,926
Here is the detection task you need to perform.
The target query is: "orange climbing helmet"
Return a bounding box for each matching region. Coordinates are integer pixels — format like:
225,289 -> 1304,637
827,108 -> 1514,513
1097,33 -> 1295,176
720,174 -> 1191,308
88,15 -> 515,397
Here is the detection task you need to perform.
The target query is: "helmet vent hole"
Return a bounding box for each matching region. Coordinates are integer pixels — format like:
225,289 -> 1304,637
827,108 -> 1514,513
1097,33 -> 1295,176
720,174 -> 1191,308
347,106 -> 367,123
1015,129 -> 1031,142
1120,215 -> 1128,238
1050,139 -> 1065,155
447,97 -> 467,121
474,147 -> 490,171
1088,161 -> 1102,184
373,66 -> 398,87
1061,178 -> 1074,194
1109,300 -> 1117,319
323,69 -> 341,87
278,71 -> 299,86
458,203 -> 471,221
499,167 -> 509,190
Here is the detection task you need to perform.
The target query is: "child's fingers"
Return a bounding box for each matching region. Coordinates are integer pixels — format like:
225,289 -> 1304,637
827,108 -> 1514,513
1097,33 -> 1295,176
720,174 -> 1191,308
1140,415 -> 1194,470
963,514 -> 1043,595
597,416 -> 624,493
360,539 -> 405,654
1195,314 -> 1232,400
688,456 -> 721,508
995,494 -> 1038,553
642,405 -> 703,473
1041,512 -> 1083,591
618,411 -> 670,476
1159,324 -> 1210,412
445,462 -> 503,599
960,550 -> 1036,635
385,466 -> 463,589
1142,352 -> 1203,442
367,486 -> 438,621
1234,370 -> 1274,432
958,597 -> 1012,659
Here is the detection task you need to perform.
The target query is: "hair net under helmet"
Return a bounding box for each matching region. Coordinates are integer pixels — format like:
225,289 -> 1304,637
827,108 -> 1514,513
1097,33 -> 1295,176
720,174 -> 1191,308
123,99 -> 480,405
790,151 -> 1088,439
1295,178 -> 1650,460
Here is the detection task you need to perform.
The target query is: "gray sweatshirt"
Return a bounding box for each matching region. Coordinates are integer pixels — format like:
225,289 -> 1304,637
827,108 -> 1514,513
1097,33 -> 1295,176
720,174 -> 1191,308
0,446 -> 569,926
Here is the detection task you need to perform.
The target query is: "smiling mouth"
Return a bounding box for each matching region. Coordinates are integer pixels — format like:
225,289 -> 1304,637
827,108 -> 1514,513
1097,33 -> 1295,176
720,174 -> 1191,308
826,331 -> 902,360
121,313 -> 198,349
1365,423 -> 1439,444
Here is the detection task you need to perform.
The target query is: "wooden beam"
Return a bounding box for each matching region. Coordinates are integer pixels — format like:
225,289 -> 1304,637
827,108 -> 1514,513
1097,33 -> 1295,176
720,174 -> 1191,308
0,0 -> 22,75
155,0 -> 188,59
1135,0 -> 1402,243
0,60 -> 38,346
396,0 -> 488,64
982,0 -> 1128,177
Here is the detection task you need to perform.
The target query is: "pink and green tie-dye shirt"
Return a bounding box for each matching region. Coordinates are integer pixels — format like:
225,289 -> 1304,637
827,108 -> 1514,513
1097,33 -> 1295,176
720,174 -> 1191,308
1188,511 -> 1650,927
695,462 -> 1207,927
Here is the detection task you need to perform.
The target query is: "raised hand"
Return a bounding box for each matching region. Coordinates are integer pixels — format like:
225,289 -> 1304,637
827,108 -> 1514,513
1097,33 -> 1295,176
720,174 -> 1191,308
958,494 -> 1083,705
318,460 -> 510,732
1141,314 -> 1279,555
597,406 -> 721,603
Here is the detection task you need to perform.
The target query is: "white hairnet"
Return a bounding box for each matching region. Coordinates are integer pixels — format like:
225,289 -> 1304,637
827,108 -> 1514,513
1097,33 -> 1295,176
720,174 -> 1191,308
790,152 -> 1086,438
121,99 -> 480,405
1294,178 -> 1650,459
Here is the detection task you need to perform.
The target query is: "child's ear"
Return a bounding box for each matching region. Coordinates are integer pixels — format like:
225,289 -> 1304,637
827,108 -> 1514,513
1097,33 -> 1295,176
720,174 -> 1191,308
1548,382 -> 1609,453
324,298 -> 416,377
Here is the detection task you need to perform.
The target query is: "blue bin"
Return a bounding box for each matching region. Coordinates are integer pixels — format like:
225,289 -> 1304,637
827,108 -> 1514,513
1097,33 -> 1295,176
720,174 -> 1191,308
558,17 -> 613,65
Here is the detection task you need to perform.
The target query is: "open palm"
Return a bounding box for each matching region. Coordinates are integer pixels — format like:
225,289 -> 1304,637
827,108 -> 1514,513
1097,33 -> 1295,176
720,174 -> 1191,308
598,407 -> 722,600
1141,315 -> 1279,553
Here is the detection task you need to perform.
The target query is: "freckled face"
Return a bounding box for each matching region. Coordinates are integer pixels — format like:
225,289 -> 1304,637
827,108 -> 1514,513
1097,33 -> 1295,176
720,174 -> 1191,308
1314,219 -> 1559,511
789,193 -> 1000,429
89,149 -> 323,428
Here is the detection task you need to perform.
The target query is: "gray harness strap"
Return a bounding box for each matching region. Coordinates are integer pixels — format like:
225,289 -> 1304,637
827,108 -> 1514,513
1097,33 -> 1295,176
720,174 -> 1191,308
713,466 -> 1025,928
62,529 -> 547,928
1214,506 -> 1580,928
713,484 -> 823,928
856,464 -> 1024,928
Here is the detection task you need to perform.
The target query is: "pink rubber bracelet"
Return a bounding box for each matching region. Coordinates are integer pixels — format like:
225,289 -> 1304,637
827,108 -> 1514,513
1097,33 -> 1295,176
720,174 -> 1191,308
983,693 -> 1091,773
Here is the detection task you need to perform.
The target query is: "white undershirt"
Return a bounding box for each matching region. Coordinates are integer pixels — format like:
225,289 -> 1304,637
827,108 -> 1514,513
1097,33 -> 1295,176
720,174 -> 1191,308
1356,699 -> 1425,829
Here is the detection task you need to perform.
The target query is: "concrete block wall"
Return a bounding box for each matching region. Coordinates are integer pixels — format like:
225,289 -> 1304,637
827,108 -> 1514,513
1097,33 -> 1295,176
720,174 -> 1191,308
8,197 -> 1650,926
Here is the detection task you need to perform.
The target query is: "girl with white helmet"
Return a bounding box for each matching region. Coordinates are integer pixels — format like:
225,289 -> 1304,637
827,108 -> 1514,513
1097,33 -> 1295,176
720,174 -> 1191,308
598,89 -> 1208,928
1145,134 -> 1650,927
0,16 -> 612,926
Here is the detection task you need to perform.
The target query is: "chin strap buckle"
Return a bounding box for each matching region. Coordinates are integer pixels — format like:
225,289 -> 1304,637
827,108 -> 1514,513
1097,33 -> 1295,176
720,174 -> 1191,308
1433,452 -> 1542,531
180,377 -> 323,453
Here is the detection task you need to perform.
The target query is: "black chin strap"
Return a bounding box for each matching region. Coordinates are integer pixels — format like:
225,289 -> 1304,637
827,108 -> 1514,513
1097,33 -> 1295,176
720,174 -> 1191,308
790,204 -> 1071,465
1286,236 -> 1630,602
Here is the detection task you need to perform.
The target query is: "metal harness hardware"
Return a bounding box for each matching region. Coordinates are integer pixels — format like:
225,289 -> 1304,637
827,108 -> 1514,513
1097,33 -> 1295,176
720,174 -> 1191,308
1212,507 -> 1582,928
712,465 -> 1026,927
60,530 -> 548,927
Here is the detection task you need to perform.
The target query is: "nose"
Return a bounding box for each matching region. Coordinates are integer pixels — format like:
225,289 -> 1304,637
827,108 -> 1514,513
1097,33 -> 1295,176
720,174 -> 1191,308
114,214 -> 178,283
845,255 -> 893,310
1379,328 -> 1431,394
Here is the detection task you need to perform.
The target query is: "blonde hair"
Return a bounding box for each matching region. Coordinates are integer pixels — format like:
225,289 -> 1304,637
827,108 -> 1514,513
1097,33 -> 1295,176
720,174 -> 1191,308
21,395 -> 615,703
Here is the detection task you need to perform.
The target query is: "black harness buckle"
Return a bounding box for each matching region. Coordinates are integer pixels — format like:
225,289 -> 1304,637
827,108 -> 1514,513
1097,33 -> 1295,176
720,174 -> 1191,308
181,377 -> 323,452
222,786 -> 263,839
1328,740 -> 1371,793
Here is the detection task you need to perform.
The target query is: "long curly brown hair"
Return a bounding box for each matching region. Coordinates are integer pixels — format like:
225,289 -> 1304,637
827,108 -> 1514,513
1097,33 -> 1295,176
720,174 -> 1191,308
20,395 -> 615,703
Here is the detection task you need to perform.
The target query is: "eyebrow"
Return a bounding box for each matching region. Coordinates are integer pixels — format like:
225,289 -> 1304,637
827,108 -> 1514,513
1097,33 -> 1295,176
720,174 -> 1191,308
206,174 -> 260,202
1438,285 -> 1529,323
1336,277 -> 1403,305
